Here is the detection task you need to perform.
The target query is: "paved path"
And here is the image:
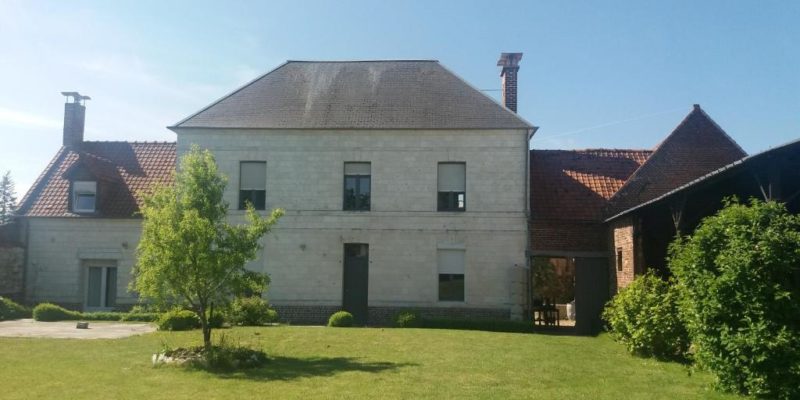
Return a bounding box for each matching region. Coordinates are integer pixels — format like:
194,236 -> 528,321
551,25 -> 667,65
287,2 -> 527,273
0,319 -> 155,339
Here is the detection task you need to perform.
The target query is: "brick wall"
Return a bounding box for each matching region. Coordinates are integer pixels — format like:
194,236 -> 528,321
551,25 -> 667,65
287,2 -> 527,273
273,304 -> 510,326
0,222 -> 24,301
609,217 -> 636,293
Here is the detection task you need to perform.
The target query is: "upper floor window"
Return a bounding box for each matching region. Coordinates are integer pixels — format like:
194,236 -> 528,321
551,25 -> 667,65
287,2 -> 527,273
239,161 -> 266,210
344,162 -> 371,211
437,162 -> 465,212
72,181 -> 97,213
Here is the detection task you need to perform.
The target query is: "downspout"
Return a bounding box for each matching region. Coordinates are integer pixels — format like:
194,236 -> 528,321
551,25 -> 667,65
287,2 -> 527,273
524,126 -> 538,320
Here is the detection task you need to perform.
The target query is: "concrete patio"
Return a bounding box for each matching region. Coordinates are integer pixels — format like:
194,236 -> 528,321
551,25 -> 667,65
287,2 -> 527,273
0,319 -> 155,339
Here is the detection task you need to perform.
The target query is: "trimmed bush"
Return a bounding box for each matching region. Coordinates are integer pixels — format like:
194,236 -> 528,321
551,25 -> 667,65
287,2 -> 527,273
209,312 -> 226,329
602,272 -> 689,360
669,199 -> 800,398
32,303 -> 80,321
394,311 -> 421,328
157,309 -> 201,331
0,297 -> 30,320
230,296 -> 276,326
327,311 -> 354,327
421,317 -> 532,333
119,312 -> 159,322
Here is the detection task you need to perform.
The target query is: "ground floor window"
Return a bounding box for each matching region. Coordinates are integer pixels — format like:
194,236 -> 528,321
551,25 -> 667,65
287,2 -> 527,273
437,248 -> 465,301
85,261 -> 117,309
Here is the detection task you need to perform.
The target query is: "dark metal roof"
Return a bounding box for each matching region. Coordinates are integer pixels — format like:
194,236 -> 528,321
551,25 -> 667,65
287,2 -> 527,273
604,137 -> 800,222
171,60 -> 533,130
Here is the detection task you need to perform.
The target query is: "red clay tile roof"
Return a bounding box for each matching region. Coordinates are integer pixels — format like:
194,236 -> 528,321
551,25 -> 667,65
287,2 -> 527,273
531,149 -> 652,223
18,142 -> 176,218
530,148 -> 650,253
605,106 -> 746,217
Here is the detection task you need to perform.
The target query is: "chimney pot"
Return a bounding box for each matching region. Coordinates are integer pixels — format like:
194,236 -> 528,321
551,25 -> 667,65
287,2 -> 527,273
61,92 -> 90,147
497,53 -> 523,113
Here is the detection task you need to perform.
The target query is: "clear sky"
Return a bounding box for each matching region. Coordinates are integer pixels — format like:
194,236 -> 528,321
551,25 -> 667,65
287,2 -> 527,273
1,0 -> 798,197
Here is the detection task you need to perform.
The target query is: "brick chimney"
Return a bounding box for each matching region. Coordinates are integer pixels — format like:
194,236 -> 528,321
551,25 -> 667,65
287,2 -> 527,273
61,92 -> 90,147
497,53 -> 522,113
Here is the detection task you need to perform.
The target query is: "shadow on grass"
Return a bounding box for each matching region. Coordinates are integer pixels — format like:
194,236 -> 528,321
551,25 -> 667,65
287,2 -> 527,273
209,356 -> 416,381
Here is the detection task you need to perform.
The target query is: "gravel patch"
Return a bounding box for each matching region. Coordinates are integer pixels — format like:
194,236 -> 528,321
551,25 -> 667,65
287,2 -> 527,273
0,319 -> 155,339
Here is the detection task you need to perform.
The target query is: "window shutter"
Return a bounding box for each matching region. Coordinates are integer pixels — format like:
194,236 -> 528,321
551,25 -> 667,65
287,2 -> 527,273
438,163 -> 465,192
437,249 -> 465,274
240,162 -> 266,190
73,181 -> 96,193
344,162 -> 371,175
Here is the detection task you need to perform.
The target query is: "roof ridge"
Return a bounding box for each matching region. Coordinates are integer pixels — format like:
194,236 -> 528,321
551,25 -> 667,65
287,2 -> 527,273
83,140 -> 176,144
285,59 -> 439,63
532,148 -> 653,152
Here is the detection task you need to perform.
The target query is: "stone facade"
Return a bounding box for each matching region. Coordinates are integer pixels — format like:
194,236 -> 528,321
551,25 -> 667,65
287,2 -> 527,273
23,218 -> 142,308
175,128 -> 530,319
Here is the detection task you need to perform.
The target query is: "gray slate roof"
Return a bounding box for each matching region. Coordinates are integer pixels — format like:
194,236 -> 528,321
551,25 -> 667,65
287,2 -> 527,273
172,60 -> 532,130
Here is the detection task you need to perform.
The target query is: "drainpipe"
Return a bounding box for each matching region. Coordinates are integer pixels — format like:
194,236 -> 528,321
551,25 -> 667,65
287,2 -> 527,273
524,126 -> 538,320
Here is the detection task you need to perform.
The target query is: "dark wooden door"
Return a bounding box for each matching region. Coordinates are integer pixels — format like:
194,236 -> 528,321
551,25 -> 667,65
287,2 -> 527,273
343,243 -> 369,325
574,257 -> 609,335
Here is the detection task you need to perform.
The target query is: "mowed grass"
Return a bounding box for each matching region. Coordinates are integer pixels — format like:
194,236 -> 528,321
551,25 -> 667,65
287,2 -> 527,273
0,326 -> 741,400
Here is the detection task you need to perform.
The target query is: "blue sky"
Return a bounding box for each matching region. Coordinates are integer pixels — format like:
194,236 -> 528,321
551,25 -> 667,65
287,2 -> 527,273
1,0 -> 798,196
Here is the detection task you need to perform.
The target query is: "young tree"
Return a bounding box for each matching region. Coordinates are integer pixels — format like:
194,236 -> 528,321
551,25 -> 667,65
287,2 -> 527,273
0,171 -> 17,224
133,146 -> 283,350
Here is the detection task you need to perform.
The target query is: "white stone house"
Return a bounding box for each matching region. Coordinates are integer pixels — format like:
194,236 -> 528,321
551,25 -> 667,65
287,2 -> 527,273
16,55 -> 536,324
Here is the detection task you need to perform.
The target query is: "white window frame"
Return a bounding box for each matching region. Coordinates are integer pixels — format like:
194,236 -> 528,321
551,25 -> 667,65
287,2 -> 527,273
84,262 -> 117,311
72,181 -> 97,213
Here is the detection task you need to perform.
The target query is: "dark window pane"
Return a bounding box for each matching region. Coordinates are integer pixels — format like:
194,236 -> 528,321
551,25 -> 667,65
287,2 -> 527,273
239,190 -> 265,210
438,192 -> 466,212
87,267 -> 102,307
344,175 -> 370,211
76,193 -> 96,212
105,267 -> 117,308
438,274 -> 465,301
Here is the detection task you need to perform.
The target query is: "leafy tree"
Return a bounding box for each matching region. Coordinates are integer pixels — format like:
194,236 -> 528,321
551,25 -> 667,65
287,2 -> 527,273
133,146 -> 283,350
0,171 -> 17,224
669,198 -> 800,399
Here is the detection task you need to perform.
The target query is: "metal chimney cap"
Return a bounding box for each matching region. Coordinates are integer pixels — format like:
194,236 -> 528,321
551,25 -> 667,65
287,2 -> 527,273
497,53 -> 523,67
61,92 -> 91,104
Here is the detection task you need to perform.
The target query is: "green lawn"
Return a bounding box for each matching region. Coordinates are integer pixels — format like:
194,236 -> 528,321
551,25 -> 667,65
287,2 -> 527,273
0,326 -> 741,399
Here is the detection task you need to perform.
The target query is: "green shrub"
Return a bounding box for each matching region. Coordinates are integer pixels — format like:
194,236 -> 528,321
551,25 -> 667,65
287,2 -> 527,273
394,311 -> 421,328
421,317 -> 532,333
230,297 -> 275,326
0,297 -> 30,320
157,309 -> 201,331
327,311 -> 354,327
80,311 -> 125,321
602,272 -> 689,360
209,312 -> 226,328
32,303 -> 80,321
120,312 -> 159,322
670,199 -> 800,399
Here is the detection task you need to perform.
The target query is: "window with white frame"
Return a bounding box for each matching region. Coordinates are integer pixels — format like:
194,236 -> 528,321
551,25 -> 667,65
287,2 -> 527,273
437,248 -> 465,301
343,162 -> 371,211
239,161 -> 266,210
72,181 -> 97,213
84,260 -> 117,309
437,162 -> 466,211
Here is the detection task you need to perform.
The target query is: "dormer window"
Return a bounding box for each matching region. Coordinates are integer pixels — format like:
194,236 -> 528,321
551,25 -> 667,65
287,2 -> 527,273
73,181 -> 97,213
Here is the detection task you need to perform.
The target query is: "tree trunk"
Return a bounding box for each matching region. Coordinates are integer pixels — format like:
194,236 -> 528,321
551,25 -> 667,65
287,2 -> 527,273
198,304 -> 212,351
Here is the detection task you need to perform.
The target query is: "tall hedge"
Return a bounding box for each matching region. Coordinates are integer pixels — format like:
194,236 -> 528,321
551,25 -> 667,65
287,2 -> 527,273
669,199 -> 800,399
